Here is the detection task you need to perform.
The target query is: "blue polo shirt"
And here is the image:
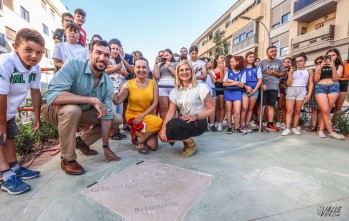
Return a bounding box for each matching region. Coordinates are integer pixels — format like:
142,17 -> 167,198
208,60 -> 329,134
46,59 -> 114,120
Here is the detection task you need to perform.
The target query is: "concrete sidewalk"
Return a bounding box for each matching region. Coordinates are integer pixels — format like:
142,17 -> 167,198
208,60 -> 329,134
0,130 -> 348,221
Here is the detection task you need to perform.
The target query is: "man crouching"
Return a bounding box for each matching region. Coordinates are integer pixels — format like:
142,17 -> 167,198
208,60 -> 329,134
41,40 -> 122,175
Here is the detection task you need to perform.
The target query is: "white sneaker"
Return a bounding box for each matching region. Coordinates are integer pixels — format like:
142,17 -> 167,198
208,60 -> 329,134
329,132 -> 344,140
282,129 -> 291,136
248,122 -> 258,130
217,123 -> 223,132
292,128 -> 301,135
296,126 -> 301,132
246,128 -> 253,133
318,131 -> 326,138
280,123 -> 286,129
275,122 -> 281,128
262,122 -> 267,127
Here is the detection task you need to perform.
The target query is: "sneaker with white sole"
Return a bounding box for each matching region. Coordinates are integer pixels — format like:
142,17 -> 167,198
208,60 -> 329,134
291,128 -> 301,135
329,132 -> 344,140
282,129 -> 291,136
280,123 -> 286,129
248,122 -> 258,130
217,123 -> 223,132
226,128 -> 233,134
1,175 -> 31,195
246,128 -> 253,133
14,166 -> 40,180
296,126 -> 301,132
318,131 -> 326,138
275,122 -> 281,128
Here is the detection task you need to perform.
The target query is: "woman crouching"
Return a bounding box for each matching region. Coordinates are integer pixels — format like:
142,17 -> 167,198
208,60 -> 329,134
159,60 -> 215,158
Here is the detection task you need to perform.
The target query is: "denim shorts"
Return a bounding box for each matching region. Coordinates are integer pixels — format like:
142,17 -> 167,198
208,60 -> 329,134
314,82 -> 340,96
0,118 -> 19,145
242,90 -> 259,98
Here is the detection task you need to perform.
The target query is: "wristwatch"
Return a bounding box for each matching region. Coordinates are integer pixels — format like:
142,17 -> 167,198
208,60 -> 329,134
195,114 -> 199,121
102,144 -> 110,149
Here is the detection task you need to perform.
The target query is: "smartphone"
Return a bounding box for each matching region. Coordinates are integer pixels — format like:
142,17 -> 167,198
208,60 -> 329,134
114,56 -> 121,64
291,58 -> 297,69
325,55 -> 331,62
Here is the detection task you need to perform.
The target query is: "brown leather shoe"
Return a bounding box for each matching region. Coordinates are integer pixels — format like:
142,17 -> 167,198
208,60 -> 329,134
61,159 -> 85,175
76,139 -> 97,155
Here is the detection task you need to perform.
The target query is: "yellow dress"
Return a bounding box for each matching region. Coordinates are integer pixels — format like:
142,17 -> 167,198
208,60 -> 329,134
126,79 -> 163,132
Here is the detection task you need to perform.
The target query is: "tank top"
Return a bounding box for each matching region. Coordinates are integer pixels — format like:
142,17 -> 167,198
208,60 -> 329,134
320,64 -> 339,80
126,79 -> 154,115
245,66 -> 258,88
291,69 -> 309,87
215,72 -> 221,80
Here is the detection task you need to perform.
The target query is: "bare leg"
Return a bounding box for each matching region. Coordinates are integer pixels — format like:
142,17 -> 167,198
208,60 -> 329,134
2,139 -> 17,164
218,95 -> 225,123
145,133 -> 159,151
209,99 -> 216,124
225,101 -> 233,128
0,144 -> 11,171
233,100 -> 241,129
159,96 -> 169,120
267,106 -> 275,123
334,92 -> 347,113
292,100 -> 304,128
240,96 -> 249,127
285,99 -> 295,129
246,97 -> 257,126
316,93 -> 339,134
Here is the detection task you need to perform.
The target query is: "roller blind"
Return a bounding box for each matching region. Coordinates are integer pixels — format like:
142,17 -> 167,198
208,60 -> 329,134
272,4 -> 281,25
282,0 -> 291,15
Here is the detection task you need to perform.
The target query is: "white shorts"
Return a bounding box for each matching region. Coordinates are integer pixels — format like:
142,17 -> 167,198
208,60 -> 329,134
286,87 -> 307,100
158,78 -> 175,97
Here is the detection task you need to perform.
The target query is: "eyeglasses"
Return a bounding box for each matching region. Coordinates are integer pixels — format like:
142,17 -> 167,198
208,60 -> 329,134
315,61 -> 323,65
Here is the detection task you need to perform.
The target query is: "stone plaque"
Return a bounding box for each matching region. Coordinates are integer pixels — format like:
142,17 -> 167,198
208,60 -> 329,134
81,161 -> 212,221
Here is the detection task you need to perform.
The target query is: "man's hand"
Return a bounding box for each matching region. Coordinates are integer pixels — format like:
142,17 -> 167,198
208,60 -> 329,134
261,84 -> 267,91
103,148 -> 121,162
266,69 -> 274,75
90,97 -> 107,118
32,117 -> 40,132
0,123 -> 6,142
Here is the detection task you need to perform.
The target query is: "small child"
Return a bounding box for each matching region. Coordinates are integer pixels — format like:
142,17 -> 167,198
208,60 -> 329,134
52,22 -> 89,70
53,12 -> 74,44
0,28 -> 45,195
223,56 -> 246,134
73,8 -> 87,46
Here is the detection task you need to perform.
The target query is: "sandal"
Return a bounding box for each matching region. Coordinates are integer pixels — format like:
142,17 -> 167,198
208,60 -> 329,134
136,143 -> 149,154
113,132 -> 127,138
180,141 -> 198,158
307,127 -> 317,132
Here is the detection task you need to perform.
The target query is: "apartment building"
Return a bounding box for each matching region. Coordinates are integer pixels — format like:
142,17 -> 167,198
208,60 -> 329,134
192,0 -> 349,64
0,0 -> 67,69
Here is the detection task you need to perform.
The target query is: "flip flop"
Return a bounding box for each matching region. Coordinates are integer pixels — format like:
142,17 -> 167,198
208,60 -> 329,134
110,135 -> 122,140
114,133 -> 127,138
136,144 -> 148,154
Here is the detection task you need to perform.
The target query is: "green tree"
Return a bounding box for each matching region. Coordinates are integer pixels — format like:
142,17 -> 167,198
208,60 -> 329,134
213,30 -> 229,57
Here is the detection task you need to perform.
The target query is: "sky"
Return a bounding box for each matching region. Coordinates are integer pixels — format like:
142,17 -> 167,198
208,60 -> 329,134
61,0 -> 237,66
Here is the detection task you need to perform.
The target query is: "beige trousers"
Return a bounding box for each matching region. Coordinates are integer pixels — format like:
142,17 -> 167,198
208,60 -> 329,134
41,104 -> 122,161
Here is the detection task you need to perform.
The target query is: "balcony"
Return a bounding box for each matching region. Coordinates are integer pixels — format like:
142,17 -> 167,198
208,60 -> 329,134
291,24 -> 335,52
232,35 -> 258,54
293,0 -> 338,22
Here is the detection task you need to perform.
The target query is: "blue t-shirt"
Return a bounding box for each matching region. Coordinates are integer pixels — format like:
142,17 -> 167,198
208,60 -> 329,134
245,66 -> 259,88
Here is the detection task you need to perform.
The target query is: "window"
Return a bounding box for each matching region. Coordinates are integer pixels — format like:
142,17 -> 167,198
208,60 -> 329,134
281,13 -> 290,24
41,0 -> 46,10
0,33 -> 6,46
208,35 -> 213,41
233,37 -> 239,44
301,27 -> 307,35
246,31 -> 254,38
42,23 -> 49,36
239,33 -> 246,42
20,6 -> 30,22
225,20 -> 232,28
280,47 -> 288,56
50,8 -> 55,19
0,0 -> 3,10
51,31 -> 55,38
45,48 -> 50,58
272,23 -> 280,29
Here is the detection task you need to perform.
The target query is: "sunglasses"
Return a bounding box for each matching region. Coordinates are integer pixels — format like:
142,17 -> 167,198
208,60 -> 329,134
315,61 -> 323,65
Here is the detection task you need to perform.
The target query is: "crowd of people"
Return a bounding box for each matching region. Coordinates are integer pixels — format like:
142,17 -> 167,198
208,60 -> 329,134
0,7 -> 348,195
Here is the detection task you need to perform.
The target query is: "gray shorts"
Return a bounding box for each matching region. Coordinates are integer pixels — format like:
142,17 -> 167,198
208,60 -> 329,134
0,118 -> 19,144
286,87 -> 307,101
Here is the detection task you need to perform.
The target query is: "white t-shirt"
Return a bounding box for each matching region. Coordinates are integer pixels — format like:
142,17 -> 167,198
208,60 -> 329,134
169,83 -> 210,116
53,42 -> 89,63
0,51 -> 41,120
108,58 -> 127,94
206,70 -> 216,88
191,59 -> 206,83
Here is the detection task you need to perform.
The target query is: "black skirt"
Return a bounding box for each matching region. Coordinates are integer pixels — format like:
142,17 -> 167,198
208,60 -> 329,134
166,118 -> 207,140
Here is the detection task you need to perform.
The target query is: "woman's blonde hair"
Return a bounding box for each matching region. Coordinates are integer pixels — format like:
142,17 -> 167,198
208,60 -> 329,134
174,60 -> 198,88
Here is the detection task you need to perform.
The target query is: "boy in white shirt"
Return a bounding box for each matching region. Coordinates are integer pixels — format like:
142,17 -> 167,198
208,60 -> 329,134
52,22 -> 89,70
0,28 -> 45,195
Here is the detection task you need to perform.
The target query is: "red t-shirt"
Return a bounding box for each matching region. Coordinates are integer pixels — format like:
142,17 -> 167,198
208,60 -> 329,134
79,27 -> 87,46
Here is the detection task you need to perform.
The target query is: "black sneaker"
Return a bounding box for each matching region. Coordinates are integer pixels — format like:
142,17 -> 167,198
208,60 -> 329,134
209,125 -> 218,132
226,128 -> 233,134
236,128 -> 247,134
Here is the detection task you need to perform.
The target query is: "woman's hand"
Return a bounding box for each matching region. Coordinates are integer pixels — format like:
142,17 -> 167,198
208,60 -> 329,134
133,114 -> 144,125
165,61 -> 171,67
304,94 -> 311,103
245,86 -> 252,93
155,57 -> 161,64
159,128 -> 168,142
180,114 -> 196,123
261,84 -> 267,91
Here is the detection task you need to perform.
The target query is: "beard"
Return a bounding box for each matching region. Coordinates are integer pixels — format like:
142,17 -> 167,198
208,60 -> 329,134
92,60 -> 107,72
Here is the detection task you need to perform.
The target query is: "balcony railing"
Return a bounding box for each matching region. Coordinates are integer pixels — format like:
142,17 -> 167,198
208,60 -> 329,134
291,24 -> 335,51
232,35 -> 258,53
294,0 -> 319,13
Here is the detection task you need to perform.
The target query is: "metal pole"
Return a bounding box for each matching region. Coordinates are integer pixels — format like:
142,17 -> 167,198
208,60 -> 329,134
259,88 -> 263,132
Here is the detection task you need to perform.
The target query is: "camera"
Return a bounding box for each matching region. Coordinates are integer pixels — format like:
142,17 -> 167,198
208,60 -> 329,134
325,55 -> 331,62
160,57 -> 167,63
